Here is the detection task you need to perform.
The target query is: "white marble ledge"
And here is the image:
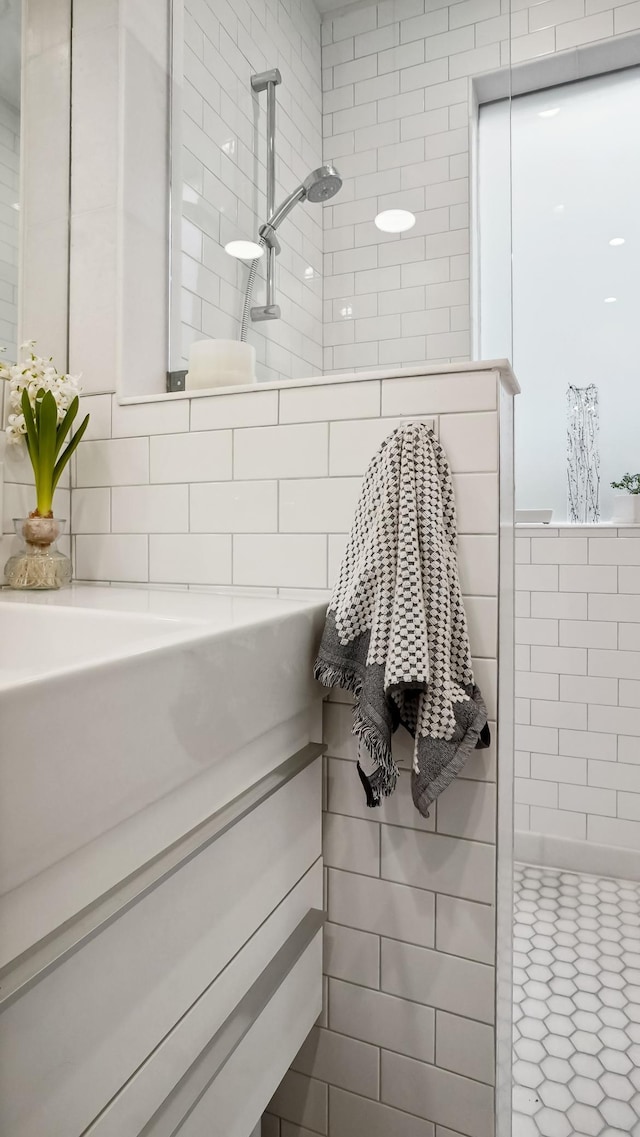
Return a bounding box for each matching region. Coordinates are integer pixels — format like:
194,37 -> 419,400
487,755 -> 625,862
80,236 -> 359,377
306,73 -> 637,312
118,359 -> 520,406
516,523 -> 640,536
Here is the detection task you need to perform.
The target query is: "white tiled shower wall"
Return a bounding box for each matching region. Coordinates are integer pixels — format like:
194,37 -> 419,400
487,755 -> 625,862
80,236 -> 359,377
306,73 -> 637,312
320,0 -> 640,372
0,95 -> 19,358
178,0 -> 324,381
72,366 -> 512,1137
64,0 -> 640,397
515,526 -> 640,868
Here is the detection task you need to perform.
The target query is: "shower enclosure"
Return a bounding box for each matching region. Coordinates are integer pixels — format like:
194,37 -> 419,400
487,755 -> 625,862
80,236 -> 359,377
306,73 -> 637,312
478,51 -> 640,1137
168,0 -> 329,387
479,66 -> 640,524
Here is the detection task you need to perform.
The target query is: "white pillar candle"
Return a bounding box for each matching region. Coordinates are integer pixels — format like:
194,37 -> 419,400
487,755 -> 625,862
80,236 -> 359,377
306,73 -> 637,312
186,339 -> 256,390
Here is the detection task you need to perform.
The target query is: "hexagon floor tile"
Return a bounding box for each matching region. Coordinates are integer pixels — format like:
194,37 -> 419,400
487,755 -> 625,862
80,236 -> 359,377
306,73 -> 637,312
513,862 -> 640,1137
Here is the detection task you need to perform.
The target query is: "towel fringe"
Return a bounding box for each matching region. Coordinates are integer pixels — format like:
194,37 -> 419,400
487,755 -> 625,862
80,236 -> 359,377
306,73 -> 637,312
352,703 -> 398,802
314,658 -> 399,804
313,659 -> 363,698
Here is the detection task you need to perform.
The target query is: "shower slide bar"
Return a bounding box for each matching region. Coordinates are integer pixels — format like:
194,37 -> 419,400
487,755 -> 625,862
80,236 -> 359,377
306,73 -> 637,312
250,68 -> 282,322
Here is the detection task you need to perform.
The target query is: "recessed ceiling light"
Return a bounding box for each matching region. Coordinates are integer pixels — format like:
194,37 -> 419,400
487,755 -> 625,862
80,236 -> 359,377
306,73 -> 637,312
375,209 -> 416,234
604,296 -> 617,303
539,108 -> 560,118
609,237 -> 625,246
224,240 -> 265,260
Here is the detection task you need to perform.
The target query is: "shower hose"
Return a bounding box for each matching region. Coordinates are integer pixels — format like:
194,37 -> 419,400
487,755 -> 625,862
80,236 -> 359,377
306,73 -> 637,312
239,235 -> 267,343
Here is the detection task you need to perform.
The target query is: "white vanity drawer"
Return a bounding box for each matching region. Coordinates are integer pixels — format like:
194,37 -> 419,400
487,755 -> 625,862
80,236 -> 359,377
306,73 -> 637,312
0,752 -> 323,1137
86,868 -> 323,1136
171,927 -> 322,1137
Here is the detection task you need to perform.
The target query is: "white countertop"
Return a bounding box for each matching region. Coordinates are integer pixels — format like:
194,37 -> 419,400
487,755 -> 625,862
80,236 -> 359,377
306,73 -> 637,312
0,583 -> 327,624
0,585 -> 328,691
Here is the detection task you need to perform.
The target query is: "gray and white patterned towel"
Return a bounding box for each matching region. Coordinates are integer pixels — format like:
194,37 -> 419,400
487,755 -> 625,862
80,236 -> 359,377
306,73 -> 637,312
314,421 -> 490,817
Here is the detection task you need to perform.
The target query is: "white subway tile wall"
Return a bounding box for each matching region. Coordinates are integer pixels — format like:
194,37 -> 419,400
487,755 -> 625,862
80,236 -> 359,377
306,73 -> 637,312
515,526 -> 640,855
178,0 -> 324,383
62,0 -> 637,400
320,0 -> 637,373
72,368 -> 510,1137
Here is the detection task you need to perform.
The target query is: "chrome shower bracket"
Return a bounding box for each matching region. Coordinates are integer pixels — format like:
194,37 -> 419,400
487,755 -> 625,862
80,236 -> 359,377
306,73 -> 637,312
250,68 -> 282,323
250,67 -> 282,94
258,222 -> 280,254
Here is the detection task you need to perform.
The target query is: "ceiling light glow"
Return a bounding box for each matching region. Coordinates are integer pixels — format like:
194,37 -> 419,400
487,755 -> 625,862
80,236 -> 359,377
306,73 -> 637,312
539,108 -> 560,118
375,209 -> 416,234
604,296 -> 617,303
224,240 -> 265,260
609,237 -> 625,246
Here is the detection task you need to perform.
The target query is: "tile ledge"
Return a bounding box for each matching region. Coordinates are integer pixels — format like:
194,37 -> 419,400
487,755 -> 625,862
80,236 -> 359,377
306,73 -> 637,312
515,522 -> 640,530
113,360 -> 520,407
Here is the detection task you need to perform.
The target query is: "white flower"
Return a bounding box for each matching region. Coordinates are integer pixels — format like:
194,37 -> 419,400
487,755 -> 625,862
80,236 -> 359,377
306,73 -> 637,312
6,412 -> 27,444
3,341 -> 84,449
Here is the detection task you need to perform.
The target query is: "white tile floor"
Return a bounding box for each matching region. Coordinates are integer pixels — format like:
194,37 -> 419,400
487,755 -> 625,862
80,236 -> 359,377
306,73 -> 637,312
513,862 -> 640,1137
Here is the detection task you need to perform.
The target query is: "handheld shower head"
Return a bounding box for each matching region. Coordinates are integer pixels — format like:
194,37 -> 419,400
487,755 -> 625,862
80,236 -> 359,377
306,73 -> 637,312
303,165 -> 343,203
266,164 -> 343,231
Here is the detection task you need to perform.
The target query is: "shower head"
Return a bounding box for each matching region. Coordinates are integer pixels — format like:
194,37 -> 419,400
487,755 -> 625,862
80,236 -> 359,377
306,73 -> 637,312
303,165 -> 343,203
266,164 -> 342,231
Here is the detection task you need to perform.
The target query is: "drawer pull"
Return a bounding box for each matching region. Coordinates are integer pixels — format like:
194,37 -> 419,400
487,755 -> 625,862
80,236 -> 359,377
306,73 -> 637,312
0,743 -> 325,1013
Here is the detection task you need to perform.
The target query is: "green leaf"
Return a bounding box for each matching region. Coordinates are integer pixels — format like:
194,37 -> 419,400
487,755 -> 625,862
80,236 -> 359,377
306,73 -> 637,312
39,391 -> 58,471
21,388 -> 39,467
54,395 -> 79,459
52,413 -> 90,494
36,391 -> 58,515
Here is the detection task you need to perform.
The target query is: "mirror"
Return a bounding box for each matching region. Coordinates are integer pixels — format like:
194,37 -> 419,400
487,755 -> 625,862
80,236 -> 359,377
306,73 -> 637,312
0,0 -> 21,366
168,0 -> 325,388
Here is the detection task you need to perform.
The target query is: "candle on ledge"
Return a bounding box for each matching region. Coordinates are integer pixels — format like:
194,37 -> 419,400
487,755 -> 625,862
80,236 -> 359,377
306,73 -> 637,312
186,339 -> 257,390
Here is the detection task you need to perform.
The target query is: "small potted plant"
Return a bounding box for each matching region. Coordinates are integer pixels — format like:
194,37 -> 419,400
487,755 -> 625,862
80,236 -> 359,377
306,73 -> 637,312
610,473 -> 640,525
0,342 -> 90,589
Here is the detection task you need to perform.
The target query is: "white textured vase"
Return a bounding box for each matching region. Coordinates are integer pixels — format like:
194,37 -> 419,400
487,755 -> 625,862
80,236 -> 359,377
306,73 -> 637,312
611,494 -> 640,525
186,339 -> 256,390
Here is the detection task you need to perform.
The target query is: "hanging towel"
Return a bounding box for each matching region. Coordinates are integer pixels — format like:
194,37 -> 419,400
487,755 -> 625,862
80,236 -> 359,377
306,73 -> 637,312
314,421 -> 490,817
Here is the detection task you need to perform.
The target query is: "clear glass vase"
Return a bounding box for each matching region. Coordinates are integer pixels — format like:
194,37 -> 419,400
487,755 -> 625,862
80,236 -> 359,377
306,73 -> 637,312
4,517 -> 72,590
